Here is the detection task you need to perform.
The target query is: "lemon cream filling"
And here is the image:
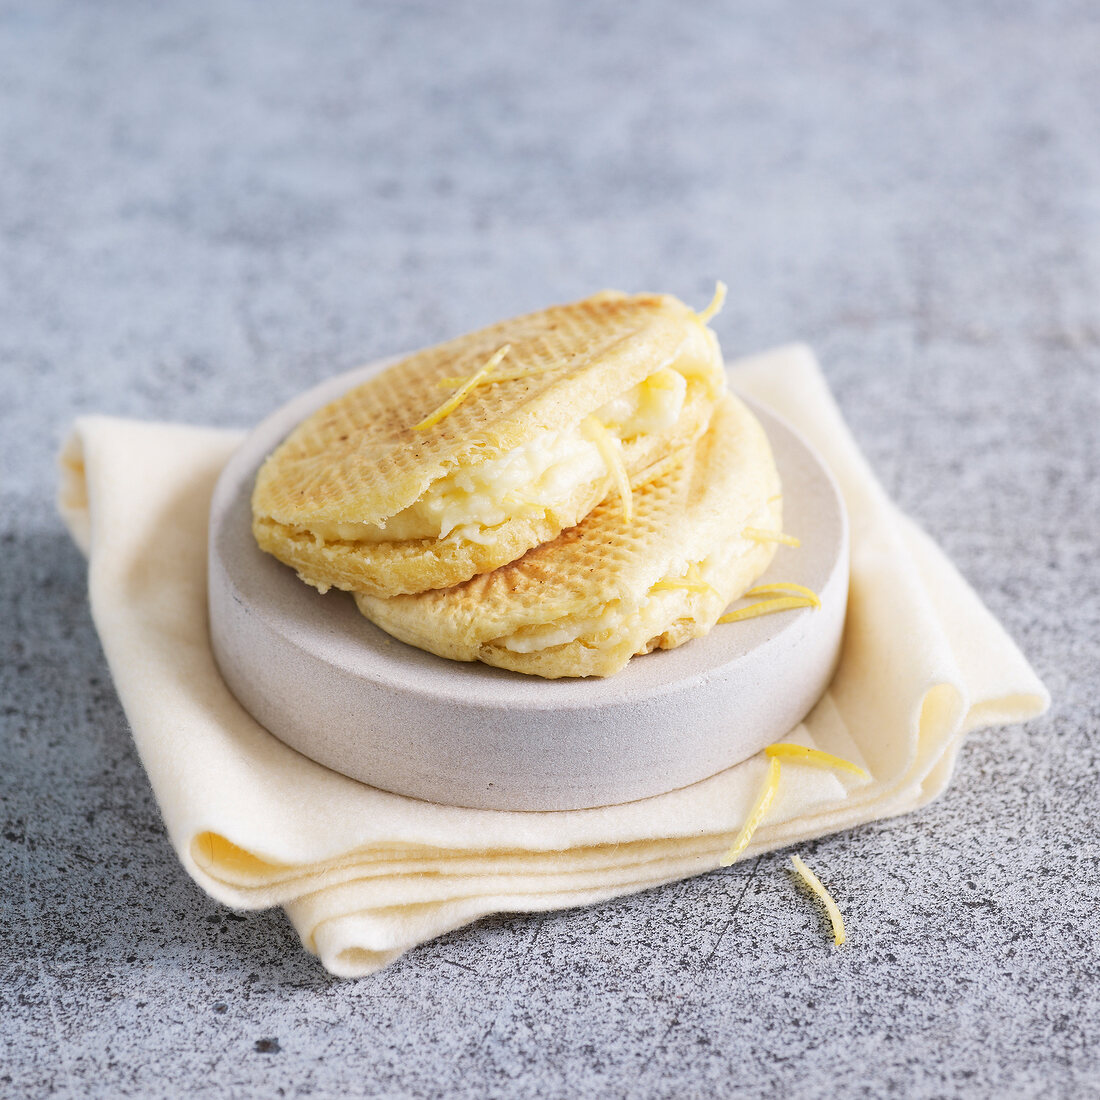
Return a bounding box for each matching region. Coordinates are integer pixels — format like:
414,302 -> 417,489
306,368 -> 688,544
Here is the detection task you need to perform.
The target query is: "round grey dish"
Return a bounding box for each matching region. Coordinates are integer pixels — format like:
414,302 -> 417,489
208,363 -> 849,811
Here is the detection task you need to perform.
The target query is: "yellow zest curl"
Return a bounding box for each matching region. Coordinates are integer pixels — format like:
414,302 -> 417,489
717,595 -> 817,624
583,416 -> 632,524
743,527 -> 801,548
720,757 -> 781,866
745,581 -> 821,608
697,281 -> 728,324
765,743 -> 869,780
435,364 -> 558,389
413,345 -> 511,431
790,855 -> 847,946
651,579 -> 718,596
651,563 -> 721,600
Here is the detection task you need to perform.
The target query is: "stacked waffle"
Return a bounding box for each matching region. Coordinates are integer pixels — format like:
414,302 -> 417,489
252,290 -> 782,678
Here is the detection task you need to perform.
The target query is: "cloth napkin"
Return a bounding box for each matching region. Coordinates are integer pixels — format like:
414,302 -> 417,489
57,345 -> 1049,977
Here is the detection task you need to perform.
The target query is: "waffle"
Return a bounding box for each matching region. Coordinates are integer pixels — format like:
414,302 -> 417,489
252,291 -> 726,597
354,392 -> 783,678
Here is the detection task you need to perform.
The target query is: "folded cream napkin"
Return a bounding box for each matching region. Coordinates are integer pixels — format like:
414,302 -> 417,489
57,345 -> 1049,977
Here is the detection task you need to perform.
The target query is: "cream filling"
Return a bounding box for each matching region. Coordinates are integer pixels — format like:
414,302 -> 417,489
306,368 -> 687,543
497,546 -> 737,654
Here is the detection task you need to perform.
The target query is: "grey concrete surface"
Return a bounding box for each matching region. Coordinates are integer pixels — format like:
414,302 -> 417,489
1,1 -> 1097,1097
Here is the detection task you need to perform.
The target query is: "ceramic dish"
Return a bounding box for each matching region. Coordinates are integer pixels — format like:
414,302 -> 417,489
208,362 -> 849,811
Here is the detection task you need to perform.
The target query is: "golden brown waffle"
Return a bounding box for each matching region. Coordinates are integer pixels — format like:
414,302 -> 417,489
354,392 -> 783,678
252,291 -> 726,596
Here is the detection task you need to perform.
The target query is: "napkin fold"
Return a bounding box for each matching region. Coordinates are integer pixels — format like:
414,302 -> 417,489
57,346 -> 1049,977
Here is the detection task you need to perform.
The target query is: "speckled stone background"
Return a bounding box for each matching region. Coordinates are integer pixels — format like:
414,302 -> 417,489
1,1 -> 1098,1097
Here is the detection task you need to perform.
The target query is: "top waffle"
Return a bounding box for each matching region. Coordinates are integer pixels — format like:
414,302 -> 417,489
252,291 -> 726,597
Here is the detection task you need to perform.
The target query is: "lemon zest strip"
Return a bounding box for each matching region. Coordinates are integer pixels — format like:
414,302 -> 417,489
651,578 -> 721,597
583,416 -> 632,524
765,743 -> 869,780
790,855 -> 846,945
413,345 -> 510,431
719,757 -> 781,866
744,582 -> 821,608
717,595 -> 817,624
743,527 -> 801,548
435,364 -> 557,388
651,563 -> 720,599
697,281 -> 728,324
